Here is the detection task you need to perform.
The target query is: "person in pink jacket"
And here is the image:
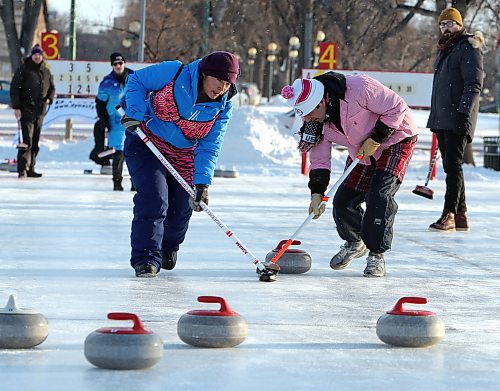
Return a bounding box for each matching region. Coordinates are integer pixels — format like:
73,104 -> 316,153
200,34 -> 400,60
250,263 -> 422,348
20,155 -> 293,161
281,73 -> 418,277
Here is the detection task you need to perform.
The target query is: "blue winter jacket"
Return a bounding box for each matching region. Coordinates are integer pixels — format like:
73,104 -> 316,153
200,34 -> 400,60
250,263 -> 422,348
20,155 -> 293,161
122,59 -> 235,185
96,68 -> 134,150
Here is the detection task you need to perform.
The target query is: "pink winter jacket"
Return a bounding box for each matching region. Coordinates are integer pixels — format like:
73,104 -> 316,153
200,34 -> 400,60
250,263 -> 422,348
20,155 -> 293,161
309,74 -> 418,170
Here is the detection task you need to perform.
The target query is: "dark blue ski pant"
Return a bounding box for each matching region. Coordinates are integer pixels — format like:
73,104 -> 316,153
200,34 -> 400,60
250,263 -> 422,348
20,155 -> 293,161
124,133 -> 193,270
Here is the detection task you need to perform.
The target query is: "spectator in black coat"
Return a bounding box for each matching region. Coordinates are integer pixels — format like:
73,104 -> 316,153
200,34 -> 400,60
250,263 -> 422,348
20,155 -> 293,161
10,45 -> 55,178
426,7 -> 484,232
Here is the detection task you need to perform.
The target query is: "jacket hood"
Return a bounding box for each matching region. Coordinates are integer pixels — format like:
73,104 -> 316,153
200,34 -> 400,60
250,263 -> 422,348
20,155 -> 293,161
468,31 -> 485,49
314,72 -> 347,100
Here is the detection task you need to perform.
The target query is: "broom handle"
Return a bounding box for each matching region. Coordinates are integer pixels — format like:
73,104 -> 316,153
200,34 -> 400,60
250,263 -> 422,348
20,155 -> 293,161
424,147 -> 439,187
270,156 -> 361,264
117,107 -> 267,272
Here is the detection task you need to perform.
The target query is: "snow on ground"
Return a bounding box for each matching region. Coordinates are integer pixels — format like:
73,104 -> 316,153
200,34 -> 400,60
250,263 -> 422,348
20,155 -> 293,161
0,103 -> 499,390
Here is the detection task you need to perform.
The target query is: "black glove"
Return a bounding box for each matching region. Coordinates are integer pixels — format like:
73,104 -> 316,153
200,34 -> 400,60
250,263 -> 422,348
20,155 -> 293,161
190,184 -> 209,212
371,119 -> 395,143
298,120 -> 324,152
456,113 -> 470,135
121,115 -> 141,133
308,168 -> 330,195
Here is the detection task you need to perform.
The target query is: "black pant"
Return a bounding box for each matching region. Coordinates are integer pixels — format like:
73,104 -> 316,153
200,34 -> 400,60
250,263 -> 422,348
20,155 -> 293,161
112,150 -> 124,183
17,116 -> 41,174
435,130 -> 468,213
332,170 -> 401,254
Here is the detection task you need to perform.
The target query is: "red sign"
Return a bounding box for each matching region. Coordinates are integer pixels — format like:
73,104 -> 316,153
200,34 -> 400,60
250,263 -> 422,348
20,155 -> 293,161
318,42 -> 337,70
41,32 -> 60,60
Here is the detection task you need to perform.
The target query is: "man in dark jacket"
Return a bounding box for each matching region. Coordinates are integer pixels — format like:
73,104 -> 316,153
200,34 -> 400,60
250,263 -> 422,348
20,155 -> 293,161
10,45 -> 55,178
426,7 -> 484,232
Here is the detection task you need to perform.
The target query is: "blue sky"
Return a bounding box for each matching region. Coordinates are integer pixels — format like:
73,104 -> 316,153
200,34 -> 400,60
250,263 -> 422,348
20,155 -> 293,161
48,0 -> 124,25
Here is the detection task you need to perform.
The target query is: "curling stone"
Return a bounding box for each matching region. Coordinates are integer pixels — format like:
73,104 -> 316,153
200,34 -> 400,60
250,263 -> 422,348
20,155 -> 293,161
265,240 -> 312,274
0,294 -> 48,349
177,296 -> 247,348
84,312 -> 163,370
376,297 -> 445,348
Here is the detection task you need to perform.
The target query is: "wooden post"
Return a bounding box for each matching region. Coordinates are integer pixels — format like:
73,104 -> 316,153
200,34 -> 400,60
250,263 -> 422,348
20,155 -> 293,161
65,118 -> 73,140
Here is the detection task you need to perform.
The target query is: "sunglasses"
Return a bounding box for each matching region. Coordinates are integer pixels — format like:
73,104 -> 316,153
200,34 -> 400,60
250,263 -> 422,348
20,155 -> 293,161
112,61 -> 124,66
439,21 -> 458,28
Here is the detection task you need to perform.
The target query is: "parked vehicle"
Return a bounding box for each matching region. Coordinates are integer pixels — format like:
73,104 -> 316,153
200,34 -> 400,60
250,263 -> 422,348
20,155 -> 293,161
237,82 -> 261,106
0,80 -> 11,105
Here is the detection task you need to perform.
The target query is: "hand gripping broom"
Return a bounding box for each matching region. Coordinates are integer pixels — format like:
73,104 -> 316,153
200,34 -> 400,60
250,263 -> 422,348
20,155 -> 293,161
117,106 -> 279,282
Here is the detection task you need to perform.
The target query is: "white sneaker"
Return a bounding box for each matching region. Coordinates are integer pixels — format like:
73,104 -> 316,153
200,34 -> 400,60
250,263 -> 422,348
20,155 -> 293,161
330,241 -> 368,270
363,252 -> 386,277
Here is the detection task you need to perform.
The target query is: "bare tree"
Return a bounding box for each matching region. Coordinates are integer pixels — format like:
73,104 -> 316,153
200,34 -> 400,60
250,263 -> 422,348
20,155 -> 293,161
0,0 -> 46,72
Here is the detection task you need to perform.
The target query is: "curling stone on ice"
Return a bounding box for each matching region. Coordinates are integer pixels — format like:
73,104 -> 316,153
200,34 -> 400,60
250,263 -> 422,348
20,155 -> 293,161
177,296 -> 248,348
265,240 -> 312,274
376,297 -> 445,348
0,294 -> 48,349
84,312 -> 163,370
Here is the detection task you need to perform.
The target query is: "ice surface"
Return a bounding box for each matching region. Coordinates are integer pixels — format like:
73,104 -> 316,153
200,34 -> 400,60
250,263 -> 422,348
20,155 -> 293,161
0,103 -> 499,390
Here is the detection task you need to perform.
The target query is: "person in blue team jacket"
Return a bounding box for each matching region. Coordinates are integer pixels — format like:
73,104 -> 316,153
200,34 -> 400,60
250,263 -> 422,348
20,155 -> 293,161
121,51 -> 240,277
95,52 -> 134,190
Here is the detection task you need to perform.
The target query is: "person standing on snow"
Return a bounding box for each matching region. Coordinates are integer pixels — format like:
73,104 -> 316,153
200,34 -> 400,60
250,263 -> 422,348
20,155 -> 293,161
120,51 -> 240,277
95,52 -> 134,191
10,45 -> 55,179
426,7 -> 484,232
281,74 -> 418,277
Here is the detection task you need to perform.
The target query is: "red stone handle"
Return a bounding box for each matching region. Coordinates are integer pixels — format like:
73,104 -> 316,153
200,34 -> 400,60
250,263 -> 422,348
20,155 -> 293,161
197,296 -> 236,316
388,297 -> 428,315
107,312 -> 146,332
274,239 -> 302,251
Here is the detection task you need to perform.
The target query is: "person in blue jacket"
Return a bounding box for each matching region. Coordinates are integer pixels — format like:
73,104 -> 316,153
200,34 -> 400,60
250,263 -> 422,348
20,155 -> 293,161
120,51 -> 240,277
95,52 -> 134,190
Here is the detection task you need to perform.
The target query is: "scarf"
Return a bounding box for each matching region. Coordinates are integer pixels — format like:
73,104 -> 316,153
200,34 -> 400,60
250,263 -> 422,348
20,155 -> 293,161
437,29 -> 464,52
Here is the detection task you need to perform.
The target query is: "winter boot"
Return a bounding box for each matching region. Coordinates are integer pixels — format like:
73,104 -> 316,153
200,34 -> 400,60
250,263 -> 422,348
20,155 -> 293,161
134,263 -> 158,278
18,171 -> 27,179
429,210 -> 455,232
27,170 -> 42,178
161,250 -> 177,270
113,179 -> 124,191
363,252 -> 386,277
455,211 -> 469,232
330,241 -> 368,270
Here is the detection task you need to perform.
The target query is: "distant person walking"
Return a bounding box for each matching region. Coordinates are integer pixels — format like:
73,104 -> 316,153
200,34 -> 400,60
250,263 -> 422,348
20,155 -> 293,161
10,45 -> 55,178
281,73 -> 418,277
95,52 -> 134,190
426,7 -> 484,232
120,51 -> 240,277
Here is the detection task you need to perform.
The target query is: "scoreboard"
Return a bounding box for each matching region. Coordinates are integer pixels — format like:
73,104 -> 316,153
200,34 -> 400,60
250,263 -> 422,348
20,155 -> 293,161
47,60 -> 150,96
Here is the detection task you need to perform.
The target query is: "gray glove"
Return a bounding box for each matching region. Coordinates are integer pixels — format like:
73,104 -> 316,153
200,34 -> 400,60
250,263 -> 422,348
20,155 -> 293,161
190,184 -> 209,212
121,115 -> 141,133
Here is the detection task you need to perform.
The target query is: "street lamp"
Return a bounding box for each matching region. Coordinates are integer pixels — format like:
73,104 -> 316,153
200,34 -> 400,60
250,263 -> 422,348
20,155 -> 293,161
313,30 -> 325,68
247,47 -> 257,83
129,21 -> 141,61
266,42 -> 278,101
288,36 -> 300,84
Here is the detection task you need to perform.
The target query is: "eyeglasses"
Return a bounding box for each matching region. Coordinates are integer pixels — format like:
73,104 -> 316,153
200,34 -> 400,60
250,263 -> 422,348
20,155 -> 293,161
439,21 -> 458,28
112,61 -> 124,66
